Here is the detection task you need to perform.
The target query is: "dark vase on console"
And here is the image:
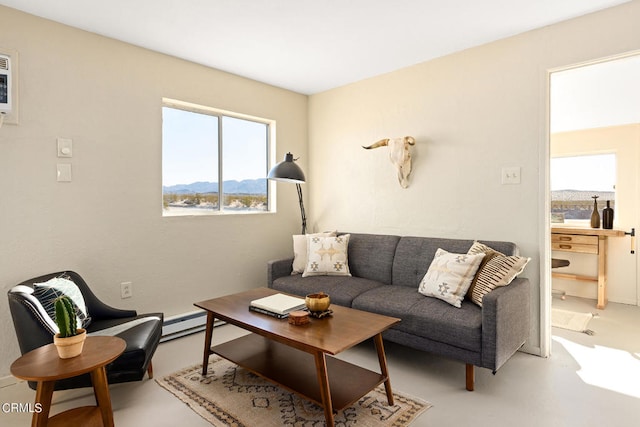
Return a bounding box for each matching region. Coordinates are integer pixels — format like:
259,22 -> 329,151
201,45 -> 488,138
603,200 -> 614,229
590,196 -> 600,229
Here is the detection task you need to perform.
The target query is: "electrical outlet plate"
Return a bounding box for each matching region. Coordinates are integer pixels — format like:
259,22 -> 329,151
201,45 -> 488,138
121,282 -> 132,299
56,164 -> 72,182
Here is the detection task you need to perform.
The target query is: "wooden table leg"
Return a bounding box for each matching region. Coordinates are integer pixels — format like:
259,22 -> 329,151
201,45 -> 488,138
32,381 -> 54,427
147,361 -> 154,379
374,333 -> 394,405
202,311 -> 215,376
597,236 -> 608,309
91,366 -> 115,427
314,351 -> 334,427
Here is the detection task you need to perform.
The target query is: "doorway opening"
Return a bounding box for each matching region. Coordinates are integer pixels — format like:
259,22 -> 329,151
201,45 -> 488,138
545,52 -> 640,361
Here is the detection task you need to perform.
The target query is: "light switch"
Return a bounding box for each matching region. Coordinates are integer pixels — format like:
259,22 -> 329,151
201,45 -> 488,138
57,164 -> 72,182
501,166 -> 521,185
57,138 -> 73,158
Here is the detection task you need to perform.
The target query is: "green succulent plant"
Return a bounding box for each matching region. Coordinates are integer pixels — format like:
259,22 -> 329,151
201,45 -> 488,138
54,296 -> 79,338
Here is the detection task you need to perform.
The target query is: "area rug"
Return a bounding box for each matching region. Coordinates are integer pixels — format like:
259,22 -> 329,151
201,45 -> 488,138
552,308 -> 598,335
157,356 -> 431,426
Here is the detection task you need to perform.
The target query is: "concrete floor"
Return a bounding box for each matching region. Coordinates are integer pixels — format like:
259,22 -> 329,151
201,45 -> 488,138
1,296 -> 639,426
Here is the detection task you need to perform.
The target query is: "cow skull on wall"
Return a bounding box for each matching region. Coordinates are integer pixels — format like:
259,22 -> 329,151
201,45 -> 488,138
363,136 -> 416,188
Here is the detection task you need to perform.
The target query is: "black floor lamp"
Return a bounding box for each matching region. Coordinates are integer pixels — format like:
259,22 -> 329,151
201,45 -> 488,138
267,152 -> 307,235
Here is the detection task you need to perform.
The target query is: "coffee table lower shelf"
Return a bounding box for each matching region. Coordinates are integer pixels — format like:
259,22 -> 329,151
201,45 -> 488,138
211,333 -> 386,411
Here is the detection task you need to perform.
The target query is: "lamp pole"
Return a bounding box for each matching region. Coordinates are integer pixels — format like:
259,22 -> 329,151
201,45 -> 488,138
296,182 -> 306,235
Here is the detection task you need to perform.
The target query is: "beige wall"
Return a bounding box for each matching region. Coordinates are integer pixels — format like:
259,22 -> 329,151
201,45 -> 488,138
308,2 -> 640,354
551,124 -> 640,304
0,6 -> 307,377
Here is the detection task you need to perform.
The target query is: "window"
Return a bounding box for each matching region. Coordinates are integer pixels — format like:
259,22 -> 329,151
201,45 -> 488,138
550,153 -> 616,222
162,99 -> 272,216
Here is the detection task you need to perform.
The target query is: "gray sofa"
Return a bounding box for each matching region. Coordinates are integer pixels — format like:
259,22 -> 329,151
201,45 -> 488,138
267,232 -> 531,391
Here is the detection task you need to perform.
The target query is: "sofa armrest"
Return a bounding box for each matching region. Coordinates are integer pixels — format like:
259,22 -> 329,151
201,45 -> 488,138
267,258 -> 294,287
481,277 -> 531,372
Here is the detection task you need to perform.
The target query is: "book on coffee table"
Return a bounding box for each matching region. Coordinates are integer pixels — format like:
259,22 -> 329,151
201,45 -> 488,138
250,293 -> 306,317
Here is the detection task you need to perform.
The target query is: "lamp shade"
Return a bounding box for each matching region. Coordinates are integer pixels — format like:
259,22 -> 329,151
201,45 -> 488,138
267,153 -> 306,183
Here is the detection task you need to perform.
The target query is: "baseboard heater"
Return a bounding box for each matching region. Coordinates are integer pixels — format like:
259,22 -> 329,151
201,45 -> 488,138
161,310 -> 224,342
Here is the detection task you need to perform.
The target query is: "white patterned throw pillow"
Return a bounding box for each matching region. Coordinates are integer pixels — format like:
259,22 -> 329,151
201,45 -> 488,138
302,234 -> 351,277
418,248 -> 485,308
291,231 -> 336,274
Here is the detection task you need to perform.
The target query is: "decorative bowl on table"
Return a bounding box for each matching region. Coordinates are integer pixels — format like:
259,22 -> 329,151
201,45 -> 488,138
305,292 -> 331,313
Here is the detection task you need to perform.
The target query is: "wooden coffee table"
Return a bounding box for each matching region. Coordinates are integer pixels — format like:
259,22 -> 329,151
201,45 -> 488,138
10,336 -> 126,427
195,287 -> 401,427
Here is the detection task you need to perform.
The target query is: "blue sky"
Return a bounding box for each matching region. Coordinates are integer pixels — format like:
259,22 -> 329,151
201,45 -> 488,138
162,107 -> 268,186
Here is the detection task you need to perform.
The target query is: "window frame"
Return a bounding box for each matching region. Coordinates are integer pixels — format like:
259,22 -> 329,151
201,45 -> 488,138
162,98 -> 276,216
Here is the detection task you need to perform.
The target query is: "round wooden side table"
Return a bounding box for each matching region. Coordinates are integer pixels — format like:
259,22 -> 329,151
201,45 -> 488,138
10,336 -> 126,427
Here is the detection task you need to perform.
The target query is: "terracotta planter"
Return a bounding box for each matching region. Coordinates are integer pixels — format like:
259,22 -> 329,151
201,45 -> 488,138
53,329 -> 87,359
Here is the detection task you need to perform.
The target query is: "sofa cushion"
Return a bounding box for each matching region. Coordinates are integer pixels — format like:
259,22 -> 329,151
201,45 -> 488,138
392,237 -> 519,288
353,285 -> 482,352
392,237 -> 475,288
271,275 -> 384,307
341,233 -> 400,285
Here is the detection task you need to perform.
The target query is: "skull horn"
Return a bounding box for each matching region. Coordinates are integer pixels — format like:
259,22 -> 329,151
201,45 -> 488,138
362,139 -> 390,150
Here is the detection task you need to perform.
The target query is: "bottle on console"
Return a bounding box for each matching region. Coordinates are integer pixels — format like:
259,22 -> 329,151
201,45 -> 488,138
602,200 -> 614,229
590,195 -> 600,229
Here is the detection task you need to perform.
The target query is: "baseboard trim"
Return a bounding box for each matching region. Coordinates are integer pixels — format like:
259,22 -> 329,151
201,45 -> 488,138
521,344 -> 542,357
0,375 -> 21,389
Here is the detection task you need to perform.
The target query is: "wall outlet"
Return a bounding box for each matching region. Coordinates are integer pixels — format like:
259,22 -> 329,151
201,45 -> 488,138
56,163 -> 72,182
120,282 -> 133,299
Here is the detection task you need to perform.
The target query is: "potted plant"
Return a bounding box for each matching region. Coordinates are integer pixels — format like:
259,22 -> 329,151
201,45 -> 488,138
52,296 -> 87,359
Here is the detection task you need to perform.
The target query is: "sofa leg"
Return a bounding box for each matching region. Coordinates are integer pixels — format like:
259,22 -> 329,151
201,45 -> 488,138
147,361 -> 154,379
465,364 -> 474,391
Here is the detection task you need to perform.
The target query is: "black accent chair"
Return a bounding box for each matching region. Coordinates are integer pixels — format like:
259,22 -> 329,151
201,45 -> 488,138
8,271 -> 163,390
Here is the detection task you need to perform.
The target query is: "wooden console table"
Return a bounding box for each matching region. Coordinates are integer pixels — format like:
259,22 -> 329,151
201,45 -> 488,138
10,336 -> 126,427
551,226 -> 625,309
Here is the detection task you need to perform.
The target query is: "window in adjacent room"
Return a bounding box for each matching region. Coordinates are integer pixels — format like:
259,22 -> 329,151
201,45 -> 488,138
550,153 -> 616,223
162,99 -> 273,216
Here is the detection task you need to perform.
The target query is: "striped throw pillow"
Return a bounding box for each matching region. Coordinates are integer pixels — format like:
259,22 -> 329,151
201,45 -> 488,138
33,276 -> 92,329
466,241 -> 530,307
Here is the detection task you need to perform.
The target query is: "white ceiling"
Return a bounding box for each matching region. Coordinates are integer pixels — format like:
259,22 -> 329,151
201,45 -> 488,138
0,0 -> 631,94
